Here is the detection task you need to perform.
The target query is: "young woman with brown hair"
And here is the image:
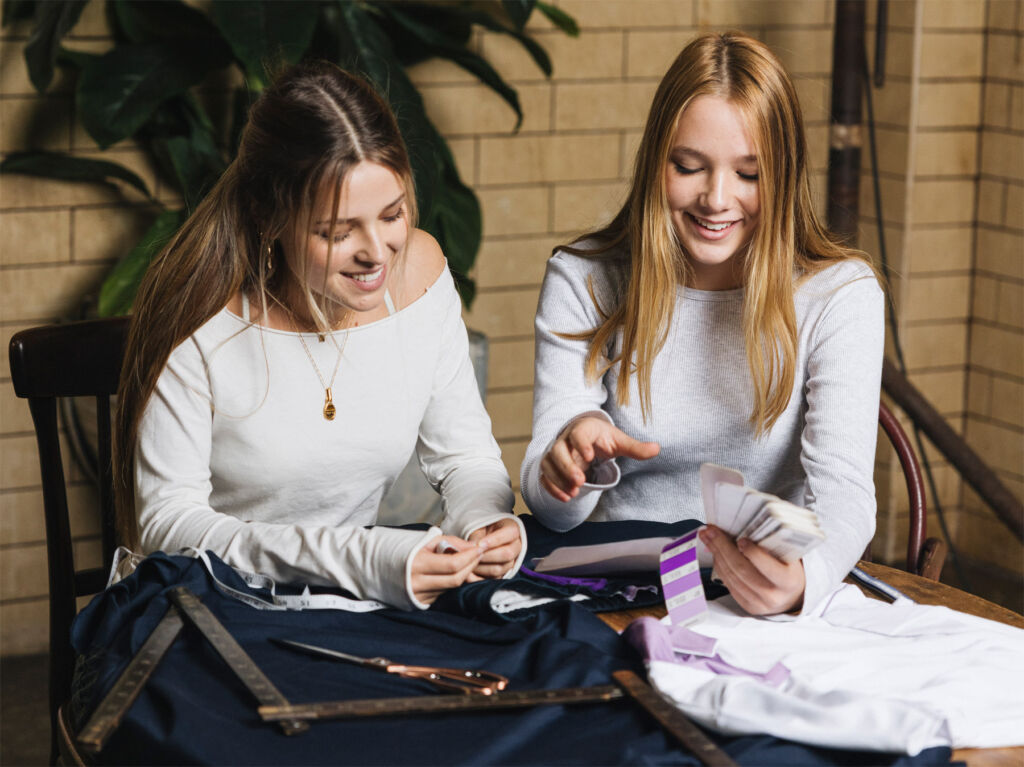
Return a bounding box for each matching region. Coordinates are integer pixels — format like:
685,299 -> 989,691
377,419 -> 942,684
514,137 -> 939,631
521,32 -> 883,617
115,61 -> 523,610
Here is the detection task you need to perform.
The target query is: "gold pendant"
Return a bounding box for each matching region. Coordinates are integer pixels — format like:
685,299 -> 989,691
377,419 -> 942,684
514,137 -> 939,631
323,388 -> 336,421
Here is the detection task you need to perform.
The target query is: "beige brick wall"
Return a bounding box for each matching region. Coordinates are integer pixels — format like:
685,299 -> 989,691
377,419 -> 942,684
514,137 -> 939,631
862,0 -> 1023,586
1,1 -> 1021,655
958,0 -> 1024,578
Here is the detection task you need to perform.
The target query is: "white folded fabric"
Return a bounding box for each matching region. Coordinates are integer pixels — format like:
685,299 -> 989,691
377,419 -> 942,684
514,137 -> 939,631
636,585 -> 1024,755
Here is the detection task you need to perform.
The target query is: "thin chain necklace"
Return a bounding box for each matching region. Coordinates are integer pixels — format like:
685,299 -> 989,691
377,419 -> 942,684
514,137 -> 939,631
291,319 -> 345,421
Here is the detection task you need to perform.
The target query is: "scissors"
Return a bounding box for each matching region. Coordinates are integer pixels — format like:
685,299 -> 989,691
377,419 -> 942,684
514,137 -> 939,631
271,638 -> 509,695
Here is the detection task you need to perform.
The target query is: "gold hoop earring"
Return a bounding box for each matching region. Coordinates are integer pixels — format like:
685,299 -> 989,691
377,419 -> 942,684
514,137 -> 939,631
264,240 -> 275,279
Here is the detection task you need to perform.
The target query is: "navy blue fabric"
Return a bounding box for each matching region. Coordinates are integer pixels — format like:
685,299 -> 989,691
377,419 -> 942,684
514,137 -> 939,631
434,517 -> 724,619
69,550 -> 951,766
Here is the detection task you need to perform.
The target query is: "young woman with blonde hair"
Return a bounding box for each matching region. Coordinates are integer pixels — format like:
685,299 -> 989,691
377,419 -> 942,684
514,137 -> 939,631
521,32 -> 883,617
115,61 -> 523,610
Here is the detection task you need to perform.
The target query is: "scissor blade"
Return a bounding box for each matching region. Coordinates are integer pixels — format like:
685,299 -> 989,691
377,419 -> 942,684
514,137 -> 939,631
271,638 -> 374,667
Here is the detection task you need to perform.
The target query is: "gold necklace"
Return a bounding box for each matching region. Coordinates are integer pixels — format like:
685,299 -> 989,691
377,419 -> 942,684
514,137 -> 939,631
294,328 -> 344,421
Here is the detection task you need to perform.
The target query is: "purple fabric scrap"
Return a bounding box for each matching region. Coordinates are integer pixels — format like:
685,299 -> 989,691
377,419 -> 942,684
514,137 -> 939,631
519,566 -> 608,591
624,616 -> 790,688
611,585 -> 660,603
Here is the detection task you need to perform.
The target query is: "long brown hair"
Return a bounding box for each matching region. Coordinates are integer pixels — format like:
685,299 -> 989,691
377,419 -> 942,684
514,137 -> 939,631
563,31 -> 876,434
114,61 -> 417,548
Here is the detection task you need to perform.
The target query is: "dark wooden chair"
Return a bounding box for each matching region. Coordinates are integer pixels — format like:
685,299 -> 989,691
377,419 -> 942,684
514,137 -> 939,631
876,401 -> 947,580
8,316 -> 129,765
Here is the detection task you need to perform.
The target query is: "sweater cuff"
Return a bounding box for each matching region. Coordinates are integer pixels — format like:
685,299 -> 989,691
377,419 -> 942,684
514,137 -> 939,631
461,513 -> 528,578
401,525 -> 444,610
545,410 -> 622,495
760,551 -> 830,622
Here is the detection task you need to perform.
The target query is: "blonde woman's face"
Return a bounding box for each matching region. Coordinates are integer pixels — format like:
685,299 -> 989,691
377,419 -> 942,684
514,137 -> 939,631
285,161 -> 409,320
664,95 -> 761,290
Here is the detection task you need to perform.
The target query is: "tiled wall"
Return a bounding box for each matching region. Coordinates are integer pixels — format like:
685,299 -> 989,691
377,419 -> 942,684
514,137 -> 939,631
959,0 -> 1024,581
1,1 -> 1020,655
858,0 -> 1022,594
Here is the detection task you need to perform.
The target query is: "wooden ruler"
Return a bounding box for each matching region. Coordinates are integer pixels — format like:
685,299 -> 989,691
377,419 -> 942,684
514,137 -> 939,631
613,670 -> 738,767
77,604 -> 184,754
260,682 -> 625,720
260,669 -> 737,767
166,587 -> 309,737
76,586 -> 307,755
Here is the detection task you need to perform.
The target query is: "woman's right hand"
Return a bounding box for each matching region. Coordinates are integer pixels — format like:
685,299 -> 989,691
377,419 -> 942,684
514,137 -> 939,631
539,416 -> 660,502
410,536 -> 485,605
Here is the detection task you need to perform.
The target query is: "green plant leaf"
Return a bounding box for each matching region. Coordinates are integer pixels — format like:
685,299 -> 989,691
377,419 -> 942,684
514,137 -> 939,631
379,4 -> 523,129
113,0 -> 225,47
0,150 -> 152,198
76,40 -> 231,148
536,0 -> 579,37
501,0 -> 535,30
426,138 -> 481,307
335,2 -> 480,306
368,2 -> 472,69
454,7 -> 552,78
23,0 -> 87,92
147,96 -> 226,210
209,0 -> 319,88
56,45 -> 98,71
2,0 -> 36,26
98,208 -> 186,317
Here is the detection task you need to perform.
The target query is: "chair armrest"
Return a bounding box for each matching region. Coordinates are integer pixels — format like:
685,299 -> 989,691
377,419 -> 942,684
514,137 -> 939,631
917,537 -> 947,581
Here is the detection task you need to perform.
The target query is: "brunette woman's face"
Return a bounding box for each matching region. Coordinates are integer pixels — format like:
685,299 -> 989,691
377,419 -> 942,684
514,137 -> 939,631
284,161 -> 409,320
664,95 -> 761,290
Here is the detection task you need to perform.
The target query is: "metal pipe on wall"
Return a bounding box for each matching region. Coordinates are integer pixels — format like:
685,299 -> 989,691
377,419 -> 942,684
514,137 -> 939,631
827,0 -> 865,243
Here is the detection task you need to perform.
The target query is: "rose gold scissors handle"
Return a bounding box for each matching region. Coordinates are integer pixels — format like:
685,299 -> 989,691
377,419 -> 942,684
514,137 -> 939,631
272,639 -> 509,695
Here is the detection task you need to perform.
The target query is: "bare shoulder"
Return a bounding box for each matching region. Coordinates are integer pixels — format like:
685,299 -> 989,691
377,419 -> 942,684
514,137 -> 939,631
395,228 -> 446,308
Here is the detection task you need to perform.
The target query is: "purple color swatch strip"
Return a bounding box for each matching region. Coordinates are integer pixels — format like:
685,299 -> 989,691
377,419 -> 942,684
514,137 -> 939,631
660,547 -> 697,572
662,570 -> 702,600
670,597 -> 707,623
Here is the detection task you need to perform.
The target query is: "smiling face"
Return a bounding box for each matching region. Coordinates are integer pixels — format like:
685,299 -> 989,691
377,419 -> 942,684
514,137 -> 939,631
664,95 -> 761,291
283,160 -> 409,325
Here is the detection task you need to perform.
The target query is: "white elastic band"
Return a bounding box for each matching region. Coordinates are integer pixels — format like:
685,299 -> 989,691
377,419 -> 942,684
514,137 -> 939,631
106,546 -> 387,613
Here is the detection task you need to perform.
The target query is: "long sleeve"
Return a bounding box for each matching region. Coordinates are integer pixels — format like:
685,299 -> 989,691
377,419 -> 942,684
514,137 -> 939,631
136,334 -> 438,611
415,275 -> 525,571
794,267 -> 885,615
520,253 -> 626,530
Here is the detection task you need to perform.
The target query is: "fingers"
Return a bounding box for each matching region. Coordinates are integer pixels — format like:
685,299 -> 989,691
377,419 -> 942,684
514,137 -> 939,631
611,430 -> 661,461
471,520 -> 523,579
698,526 -> 805,615
540,417 -> 659,502
540,439 -> 588,500
411,536 -> 485,604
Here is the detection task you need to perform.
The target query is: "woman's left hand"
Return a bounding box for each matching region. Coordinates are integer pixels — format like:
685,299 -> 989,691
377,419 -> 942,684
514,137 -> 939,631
698,525 -> 806,615
466,518 -> 523,580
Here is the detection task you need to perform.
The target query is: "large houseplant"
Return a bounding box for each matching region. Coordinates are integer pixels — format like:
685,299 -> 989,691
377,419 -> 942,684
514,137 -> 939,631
1,0 -> 577,313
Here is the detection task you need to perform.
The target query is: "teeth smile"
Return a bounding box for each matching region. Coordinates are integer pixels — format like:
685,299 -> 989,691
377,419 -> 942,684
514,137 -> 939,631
693,216 -> 733,231
349,268 -> 383,282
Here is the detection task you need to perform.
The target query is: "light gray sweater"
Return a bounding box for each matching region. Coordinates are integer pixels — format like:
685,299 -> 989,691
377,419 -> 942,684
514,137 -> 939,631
521,248 -> 884,615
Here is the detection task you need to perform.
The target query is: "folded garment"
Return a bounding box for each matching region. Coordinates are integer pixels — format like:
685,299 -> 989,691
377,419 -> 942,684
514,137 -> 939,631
626,584 -> 1024,755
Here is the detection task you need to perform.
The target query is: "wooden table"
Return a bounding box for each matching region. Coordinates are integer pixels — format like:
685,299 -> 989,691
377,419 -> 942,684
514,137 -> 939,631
597,561 -> 1024,767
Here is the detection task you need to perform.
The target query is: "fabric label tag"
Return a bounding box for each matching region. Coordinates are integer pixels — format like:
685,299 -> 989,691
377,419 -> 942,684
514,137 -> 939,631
659,531 -> 708,627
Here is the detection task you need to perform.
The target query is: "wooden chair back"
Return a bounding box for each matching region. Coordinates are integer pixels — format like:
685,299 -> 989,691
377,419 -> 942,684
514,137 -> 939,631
877,401 -> 946,580
8,316 -> 129,763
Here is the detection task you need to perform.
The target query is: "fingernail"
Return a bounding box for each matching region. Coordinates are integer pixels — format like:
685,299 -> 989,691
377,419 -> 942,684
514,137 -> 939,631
702,527 -> 717,542
477,540 -> 489,551
737,538 -> 750,552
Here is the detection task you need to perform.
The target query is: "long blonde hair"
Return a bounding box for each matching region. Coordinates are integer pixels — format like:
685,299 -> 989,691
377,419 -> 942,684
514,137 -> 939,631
114,61 -> 417,548
564,31 -> 874,434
